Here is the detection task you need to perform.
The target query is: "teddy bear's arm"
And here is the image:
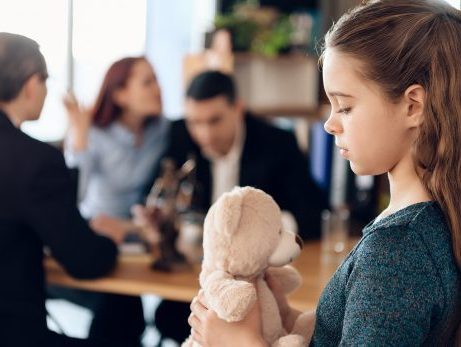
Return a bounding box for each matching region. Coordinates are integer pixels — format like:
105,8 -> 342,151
290,310 -> 316,343
271,312 -> 316,347
203,270 -> 257,322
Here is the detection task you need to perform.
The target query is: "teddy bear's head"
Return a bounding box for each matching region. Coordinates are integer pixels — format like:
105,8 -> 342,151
201,186 -> 302,278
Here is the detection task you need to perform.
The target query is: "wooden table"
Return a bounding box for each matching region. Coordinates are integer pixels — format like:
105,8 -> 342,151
46,240 -> 358,311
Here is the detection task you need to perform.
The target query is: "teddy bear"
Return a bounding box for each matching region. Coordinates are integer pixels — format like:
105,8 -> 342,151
182,186 -> 312,347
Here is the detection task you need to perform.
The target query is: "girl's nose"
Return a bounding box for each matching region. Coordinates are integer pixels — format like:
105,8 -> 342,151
324,113 -> 342,135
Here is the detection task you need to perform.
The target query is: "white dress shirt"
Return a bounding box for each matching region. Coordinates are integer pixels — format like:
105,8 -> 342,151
203,122 -> 298,233
206,124 -> 245,204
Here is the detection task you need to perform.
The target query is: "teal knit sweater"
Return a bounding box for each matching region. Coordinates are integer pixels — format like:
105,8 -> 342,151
311,202 -> 460,346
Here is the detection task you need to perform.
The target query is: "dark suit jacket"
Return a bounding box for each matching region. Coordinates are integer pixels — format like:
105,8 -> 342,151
151,114 -> 327,239
0,110 -> 117,346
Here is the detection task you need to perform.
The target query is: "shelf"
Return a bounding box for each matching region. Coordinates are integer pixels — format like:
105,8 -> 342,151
247,106 -> 320,118
233,53 -> 320,117
234,52 -> 319,63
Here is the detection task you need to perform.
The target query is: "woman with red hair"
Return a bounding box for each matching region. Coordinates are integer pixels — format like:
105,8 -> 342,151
60,56 -> 168,346
65,56 -> 168,222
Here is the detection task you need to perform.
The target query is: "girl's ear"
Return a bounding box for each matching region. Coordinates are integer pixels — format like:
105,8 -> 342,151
404,84 -> 426,128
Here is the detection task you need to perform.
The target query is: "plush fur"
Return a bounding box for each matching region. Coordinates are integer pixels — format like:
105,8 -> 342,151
183,187 -> 311,347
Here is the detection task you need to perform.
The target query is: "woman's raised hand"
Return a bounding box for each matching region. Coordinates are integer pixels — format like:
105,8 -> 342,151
63,91 -> 92,151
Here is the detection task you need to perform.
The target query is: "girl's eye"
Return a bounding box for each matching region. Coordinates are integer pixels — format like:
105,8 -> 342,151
338,107 -> 351,115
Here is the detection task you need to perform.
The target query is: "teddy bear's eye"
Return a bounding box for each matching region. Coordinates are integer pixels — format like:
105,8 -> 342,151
279,230 -> 282,235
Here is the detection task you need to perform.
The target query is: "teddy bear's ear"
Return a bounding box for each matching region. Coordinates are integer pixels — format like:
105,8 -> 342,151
203,270 -> 257,322
213,189 -> 243,237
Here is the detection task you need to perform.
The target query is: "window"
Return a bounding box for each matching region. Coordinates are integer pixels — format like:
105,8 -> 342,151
0,0 -> 146,142
0,0 -> 69,142
446,0 -> 460,9
0,0 -> 217,140
72,0 -> 146,105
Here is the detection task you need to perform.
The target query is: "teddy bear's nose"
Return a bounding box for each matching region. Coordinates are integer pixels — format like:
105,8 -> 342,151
296,234 -> 303,249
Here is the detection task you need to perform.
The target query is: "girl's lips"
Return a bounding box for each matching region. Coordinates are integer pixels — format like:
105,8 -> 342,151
338,147 -> 349,157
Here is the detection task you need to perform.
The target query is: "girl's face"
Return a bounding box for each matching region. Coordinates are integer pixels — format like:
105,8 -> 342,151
322,49 -> 416,176
116,59 -> 162,119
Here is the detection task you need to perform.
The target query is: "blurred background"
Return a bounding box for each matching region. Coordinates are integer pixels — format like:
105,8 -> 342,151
0,0 -> 459,271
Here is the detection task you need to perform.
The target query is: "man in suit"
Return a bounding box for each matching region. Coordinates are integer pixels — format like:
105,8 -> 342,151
0,33 -> 120,347
150,70 -> 327,344
154,70 -> 326,238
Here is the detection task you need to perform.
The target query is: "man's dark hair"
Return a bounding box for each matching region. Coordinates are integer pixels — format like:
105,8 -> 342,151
0,32 -> 48,102
186,70 -> 237,104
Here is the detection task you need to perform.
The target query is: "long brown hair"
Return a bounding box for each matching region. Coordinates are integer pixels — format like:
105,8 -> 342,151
92,56 -> 147,127
321,0 -> 461,343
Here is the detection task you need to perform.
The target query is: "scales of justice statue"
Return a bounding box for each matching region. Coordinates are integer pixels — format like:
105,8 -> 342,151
146,156 -> 203,272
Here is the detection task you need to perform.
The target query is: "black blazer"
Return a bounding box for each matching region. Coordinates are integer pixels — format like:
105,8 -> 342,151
150,114 -> 327,239
0,111 -> 117,346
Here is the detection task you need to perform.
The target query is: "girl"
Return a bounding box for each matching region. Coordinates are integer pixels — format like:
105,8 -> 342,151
188,0 -> 461,345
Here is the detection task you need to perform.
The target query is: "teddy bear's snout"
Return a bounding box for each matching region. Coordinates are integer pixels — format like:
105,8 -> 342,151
296,234 -> 303,249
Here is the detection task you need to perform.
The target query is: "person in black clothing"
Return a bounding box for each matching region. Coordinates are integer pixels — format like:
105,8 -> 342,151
140,70 -> 327,344
0,33 -> 119,347
146,70 -> 326,239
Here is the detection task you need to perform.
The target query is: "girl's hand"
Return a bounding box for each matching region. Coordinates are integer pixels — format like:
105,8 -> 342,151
188,291 -> 267,347
63,92 -> 92,151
